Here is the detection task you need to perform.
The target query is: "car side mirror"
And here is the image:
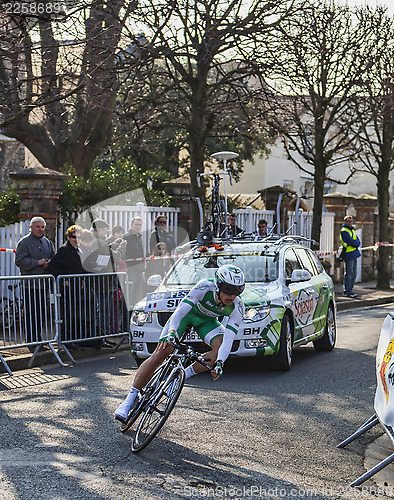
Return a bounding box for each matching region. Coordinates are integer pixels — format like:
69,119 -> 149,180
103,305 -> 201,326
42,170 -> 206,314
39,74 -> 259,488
288,269 -> 311,283
146,274 -> 162,287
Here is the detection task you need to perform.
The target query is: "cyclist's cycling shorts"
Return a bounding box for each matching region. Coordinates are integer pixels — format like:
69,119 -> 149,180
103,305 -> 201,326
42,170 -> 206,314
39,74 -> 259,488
159,310 -> 225,346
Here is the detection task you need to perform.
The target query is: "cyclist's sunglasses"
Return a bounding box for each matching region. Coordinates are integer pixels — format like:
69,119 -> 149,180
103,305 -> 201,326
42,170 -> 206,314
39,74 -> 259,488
219,283 -> 244,296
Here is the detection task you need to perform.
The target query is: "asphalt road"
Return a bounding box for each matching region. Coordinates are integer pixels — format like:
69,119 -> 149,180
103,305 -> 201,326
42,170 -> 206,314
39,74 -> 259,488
0,305 -> 393,499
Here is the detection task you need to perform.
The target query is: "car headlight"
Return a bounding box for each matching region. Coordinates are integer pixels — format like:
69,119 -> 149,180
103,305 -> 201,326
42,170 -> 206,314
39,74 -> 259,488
243,306 -> 270,323
131,310 -> 152,326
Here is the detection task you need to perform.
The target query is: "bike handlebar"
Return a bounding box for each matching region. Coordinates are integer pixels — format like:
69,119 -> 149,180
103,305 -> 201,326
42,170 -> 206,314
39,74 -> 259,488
173,336 -> 212,371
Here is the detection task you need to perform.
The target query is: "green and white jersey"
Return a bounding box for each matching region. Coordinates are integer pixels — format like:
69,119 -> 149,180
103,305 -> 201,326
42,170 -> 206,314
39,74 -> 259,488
161,279 -> 244,363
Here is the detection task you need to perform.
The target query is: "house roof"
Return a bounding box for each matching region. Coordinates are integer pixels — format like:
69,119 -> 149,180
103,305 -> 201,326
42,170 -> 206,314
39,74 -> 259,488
228,193 -> 265,210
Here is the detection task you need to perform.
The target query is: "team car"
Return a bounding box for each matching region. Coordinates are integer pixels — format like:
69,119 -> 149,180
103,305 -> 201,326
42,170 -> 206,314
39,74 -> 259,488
130,235 -> 336,370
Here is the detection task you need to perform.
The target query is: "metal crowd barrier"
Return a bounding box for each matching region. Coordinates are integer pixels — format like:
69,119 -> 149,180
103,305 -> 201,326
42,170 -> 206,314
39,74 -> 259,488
56,272 -> 129,363
0,272 -> 129,375
0,275 -> 61,375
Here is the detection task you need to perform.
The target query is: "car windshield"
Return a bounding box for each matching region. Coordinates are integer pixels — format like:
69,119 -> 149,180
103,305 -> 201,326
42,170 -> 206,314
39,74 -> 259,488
165,253 -> 278,285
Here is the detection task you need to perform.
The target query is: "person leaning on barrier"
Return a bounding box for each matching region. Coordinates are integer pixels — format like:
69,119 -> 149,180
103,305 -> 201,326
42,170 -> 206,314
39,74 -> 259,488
15,216 -> 55,352
80,219 -> 127,348
48,225 -> 86,349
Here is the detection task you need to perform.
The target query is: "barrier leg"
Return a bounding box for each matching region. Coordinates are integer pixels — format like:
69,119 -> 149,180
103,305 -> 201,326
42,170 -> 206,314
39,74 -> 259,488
27,342 -> 67,368
350,452 -> 394,487
112,334 -> 127,352
0,352 -> 13,376
58,344 -> 76,364
337,414 -> 379,448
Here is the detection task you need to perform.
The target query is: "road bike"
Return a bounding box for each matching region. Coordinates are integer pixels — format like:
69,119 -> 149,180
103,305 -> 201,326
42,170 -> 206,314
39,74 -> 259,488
197,171 -> 226,238
119,335 -> 211,453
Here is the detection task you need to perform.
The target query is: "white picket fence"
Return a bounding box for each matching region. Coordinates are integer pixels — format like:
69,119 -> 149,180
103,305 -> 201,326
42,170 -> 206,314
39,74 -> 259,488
287,211 -> 335,255
0,220 -> 30,277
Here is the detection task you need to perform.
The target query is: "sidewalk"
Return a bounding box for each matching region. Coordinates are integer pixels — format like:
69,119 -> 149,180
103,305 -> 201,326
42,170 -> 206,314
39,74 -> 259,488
335,280 -> 394,312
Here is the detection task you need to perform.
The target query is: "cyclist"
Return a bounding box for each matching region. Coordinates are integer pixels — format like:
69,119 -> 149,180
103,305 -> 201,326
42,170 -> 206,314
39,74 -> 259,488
115,264 -> 245,422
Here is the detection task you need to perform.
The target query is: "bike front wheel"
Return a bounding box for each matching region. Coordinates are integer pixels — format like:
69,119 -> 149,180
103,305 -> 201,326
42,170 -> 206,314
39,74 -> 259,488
132,368 -> 185,453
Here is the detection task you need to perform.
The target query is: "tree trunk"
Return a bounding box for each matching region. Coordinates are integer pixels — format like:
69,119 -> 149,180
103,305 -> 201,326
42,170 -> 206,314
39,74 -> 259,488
311,164 -> 325,250
376,169 -> 391,289
376,92 -> 393,290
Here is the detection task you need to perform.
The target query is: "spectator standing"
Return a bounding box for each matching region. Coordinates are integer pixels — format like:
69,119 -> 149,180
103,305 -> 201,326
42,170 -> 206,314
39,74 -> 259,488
48,225 -> 86,348
106,224 -> 125,245
252,219 -> 269,240
15,216 -> 55,352
123,217 -> 146,307
340,215 -> 361,298
227,213 -> 243,237
149,215 -> 175,255
81,219 -> 127,347
79,229 -> 94,256
146,242 -> 174,292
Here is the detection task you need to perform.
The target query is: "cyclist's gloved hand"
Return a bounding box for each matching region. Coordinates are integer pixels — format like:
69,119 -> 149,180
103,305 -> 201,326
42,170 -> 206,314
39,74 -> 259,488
211,360 -> 223,381
159,330 -> 177,346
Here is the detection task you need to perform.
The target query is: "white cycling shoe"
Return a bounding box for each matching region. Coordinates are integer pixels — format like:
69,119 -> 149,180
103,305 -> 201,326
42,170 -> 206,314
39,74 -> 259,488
115,391 -> 138,422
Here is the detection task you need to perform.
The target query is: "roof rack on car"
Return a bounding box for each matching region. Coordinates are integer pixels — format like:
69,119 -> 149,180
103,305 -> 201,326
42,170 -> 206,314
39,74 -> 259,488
274,235 -> 317,246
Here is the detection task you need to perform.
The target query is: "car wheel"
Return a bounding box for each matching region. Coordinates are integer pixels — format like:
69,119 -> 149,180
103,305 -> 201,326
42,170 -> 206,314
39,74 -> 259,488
272,313 -> 293,371
313,302 -> 336,351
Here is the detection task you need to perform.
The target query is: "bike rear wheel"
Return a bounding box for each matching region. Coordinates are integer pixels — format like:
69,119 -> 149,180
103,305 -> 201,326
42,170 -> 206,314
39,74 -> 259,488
0,299 -> 17,329
120,363 -> 166,433
132,368 -> 185,453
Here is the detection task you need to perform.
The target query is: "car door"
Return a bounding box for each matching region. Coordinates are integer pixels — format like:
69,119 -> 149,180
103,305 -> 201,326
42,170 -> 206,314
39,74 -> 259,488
283,247 -> 309,341
293,247 -> 327,339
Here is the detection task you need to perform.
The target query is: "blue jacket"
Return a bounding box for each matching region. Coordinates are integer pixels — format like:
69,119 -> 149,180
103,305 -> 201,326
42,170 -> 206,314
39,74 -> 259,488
340,224 -> 361,262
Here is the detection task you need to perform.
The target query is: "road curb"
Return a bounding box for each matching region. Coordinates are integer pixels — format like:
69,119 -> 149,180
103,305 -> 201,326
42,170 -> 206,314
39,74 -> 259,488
0,343 -> 130,375
336,296 -> 394,312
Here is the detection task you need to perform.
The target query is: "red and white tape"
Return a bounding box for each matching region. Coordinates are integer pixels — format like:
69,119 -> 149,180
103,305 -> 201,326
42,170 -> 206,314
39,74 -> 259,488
2,240 -> 394,260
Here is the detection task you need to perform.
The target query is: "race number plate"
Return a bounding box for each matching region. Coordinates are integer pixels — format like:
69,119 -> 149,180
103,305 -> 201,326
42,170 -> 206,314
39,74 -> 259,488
183,330 -> 199,341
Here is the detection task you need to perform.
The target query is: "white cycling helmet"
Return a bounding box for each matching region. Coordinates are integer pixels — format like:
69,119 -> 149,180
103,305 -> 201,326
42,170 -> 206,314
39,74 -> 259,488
214,265 -> 245,296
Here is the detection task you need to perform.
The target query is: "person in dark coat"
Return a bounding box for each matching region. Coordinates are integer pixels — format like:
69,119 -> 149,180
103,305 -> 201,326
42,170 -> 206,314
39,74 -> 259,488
149,215 -> 175,255
48,225 -> 85,278
48,225 -> 86,347
227,213 -> 243,237
123,216 -> 146,308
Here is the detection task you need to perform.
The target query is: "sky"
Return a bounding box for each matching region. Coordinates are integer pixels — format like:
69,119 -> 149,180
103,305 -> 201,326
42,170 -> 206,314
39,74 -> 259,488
343,0 -> 394,15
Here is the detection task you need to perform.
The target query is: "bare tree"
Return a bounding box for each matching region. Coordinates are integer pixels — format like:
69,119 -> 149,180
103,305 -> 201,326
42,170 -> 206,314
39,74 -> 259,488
0,0 -> 138,176
258,0 -> 376,246
124,0 -> 298,235
348,7 -> 394,289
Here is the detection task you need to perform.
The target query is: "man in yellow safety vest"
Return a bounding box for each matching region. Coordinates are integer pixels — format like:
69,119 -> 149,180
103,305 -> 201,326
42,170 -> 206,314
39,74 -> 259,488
340,215 -> 361,298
